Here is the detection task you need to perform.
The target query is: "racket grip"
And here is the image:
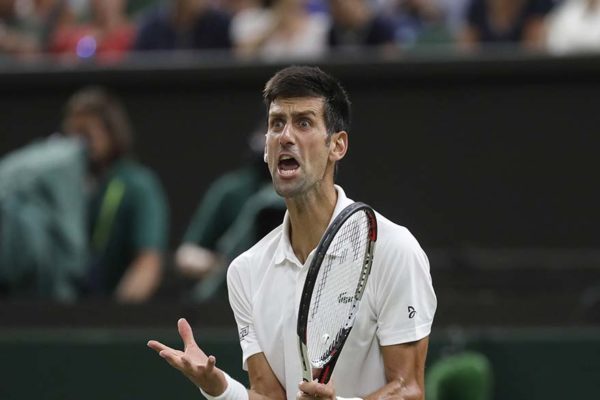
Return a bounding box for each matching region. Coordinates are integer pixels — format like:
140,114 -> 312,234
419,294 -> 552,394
299,340 -> 312,382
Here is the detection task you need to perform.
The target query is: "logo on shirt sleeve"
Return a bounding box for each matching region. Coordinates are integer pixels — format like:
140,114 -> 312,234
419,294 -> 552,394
239,326 -> 249,341
408,306 -> 416,319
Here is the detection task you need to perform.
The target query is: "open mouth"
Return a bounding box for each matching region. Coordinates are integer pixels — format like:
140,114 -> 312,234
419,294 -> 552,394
278,155 -> 300,176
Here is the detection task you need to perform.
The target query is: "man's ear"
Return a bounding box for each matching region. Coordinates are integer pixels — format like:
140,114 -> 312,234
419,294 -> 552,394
329,131 -> 348,162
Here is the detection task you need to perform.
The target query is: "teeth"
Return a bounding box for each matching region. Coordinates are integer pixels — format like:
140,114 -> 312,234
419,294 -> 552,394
280,155 -> 292,161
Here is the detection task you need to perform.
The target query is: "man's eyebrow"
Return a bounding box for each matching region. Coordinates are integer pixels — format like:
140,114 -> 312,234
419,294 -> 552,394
268,111 -> 286,119
292,110 -> 318,118
268,109 -> 318,119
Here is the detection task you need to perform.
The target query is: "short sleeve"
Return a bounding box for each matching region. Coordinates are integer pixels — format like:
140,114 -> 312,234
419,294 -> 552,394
373,226 -> 437,345
227,258 -> 262,370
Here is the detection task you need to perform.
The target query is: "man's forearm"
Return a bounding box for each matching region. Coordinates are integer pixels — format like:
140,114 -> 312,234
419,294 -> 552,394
364,378 -> 423,400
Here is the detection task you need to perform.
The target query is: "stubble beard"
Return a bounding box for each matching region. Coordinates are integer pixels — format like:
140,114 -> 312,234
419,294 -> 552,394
272,167 -> 329,201
272,176 -> 307,199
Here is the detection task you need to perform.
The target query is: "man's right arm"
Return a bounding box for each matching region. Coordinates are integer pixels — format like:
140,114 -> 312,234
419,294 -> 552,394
227,255 -> 285,400
246,353 -> 286,400
147,320 -> 285,400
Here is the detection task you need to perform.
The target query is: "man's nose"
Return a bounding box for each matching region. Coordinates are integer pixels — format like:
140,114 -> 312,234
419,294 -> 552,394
278,124 -> 294,146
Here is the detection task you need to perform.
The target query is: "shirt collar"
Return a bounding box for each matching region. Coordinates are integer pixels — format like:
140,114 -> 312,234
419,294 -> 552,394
273,185 -> 354,267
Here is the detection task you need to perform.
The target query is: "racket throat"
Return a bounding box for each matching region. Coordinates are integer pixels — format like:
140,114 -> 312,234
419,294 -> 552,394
317,348 -> 341,384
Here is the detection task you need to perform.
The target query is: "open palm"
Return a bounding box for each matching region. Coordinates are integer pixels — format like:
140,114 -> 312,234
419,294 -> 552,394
148,318 -> 226,395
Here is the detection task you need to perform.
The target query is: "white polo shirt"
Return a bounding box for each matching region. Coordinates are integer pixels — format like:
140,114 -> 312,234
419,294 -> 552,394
227,186 -> 437,400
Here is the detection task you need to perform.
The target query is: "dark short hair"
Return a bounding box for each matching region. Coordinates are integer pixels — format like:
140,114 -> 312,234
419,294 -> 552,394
263,66 -> 351,135
63,86 -> 133,158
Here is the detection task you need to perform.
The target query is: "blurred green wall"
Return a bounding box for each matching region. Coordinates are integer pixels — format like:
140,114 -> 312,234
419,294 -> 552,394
0,328 -> 597,400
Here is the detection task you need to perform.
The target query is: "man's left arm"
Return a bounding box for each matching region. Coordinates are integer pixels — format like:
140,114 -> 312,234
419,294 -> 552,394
298,337 -> 428,400
366,337 -> 429,400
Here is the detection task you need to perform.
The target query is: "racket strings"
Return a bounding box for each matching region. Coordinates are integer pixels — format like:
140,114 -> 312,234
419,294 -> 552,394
306,210 -> 371,367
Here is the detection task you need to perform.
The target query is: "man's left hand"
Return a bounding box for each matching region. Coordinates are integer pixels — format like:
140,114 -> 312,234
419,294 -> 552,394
297,379 -> 336,400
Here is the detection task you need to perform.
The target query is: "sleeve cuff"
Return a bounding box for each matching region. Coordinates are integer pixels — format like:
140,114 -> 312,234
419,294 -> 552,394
378,321 -> 432,346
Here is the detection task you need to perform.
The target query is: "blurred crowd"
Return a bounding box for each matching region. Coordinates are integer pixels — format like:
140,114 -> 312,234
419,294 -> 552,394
2,0 -> 600,306
1,0 -> 600,63
0,85 -> 285,304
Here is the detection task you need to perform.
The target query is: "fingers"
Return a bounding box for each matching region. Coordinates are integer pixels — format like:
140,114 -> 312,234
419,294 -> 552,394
149,319 -> 214,380
183,354 -> 217,376
178,318 -> 197,350
392,377 -> 406,395
157,348 -> 187,371
181,354 -> 193,369
205,355 -> 217,374
298,379 -> 335,400
148,339 -> 186,366
162,352 -> 184,370
296,390 -> 313,400
147,340 -> 173,353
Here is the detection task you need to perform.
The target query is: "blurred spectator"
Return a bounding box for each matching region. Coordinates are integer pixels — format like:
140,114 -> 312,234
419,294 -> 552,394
127,0 -> 161,17
327,0 -> 396,52
545,0 -> 600,55
62,87 -> 169,303
372,0 -> 449,48
0,136 -> 87,301
48,0 -> 135,62
134,0 -> 231,51
0,0 -> 73,57
222,0 -> 271,14
232,0 -> 328,60
175,126 -> 285,301
436,0 -> 471,36
458,0 -> 557,51
229,0 -> 273,53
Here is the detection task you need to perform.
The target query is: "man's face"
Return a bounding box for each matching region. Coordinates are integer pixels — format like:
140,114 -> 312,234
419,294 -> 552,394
265,97 -> 334,198
64,112 -> 113,164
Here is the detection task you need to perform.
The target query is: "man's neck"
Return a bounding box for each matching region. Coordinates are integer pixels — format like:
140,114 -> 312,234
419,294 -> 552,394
285,183 -> 338,264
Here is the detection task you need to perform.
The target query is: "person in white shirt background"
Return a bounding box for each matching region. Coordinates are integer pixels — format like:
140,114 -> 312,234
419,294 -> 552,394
545,0 -> 600,55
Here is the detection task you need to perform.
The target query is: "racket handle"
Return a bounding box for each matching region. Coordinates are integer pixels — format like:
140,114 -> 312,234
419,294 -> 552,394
299,340 -> 313,382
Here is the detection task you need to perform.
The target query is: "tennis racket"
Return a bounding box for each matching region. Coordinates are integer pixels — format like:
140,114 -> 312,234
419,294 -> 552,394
297,202 -> 377,384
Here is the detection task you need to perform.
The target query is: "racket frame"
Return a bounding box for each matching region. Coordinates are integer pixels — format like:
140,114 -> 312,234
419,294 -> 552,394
297,202 -> 377,384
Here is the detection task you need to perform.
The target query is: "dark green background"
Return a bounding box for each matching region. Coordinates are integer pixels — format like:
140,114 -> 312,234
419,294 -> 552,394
0,327 -> 598,400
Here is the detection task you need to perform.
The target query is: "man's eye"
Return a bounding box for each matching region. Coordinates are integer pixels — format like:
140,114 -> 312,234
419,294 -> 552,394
270,120 -> 284,131
298,119 -> 311,129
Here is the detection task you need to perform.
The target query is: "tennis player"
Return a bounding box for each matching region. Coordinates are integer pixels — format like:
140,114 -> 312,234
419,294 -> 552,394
148,66 -> 437,400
